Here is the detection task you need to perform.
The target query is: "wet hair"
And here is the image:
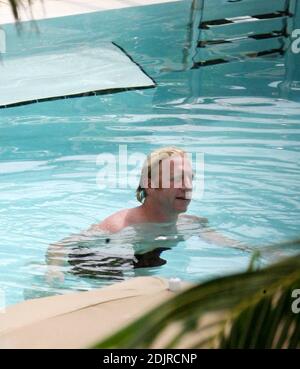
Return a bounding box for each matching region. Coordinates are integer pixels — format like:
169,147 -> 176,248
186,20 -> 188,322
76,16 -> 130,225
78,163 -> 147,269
136,147 -> 187,203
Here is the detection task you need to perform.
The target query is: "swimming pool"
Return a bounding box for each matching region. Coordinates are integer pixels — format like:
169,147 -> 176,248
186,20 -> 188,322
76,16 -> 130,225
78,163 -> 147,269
0,0 -> 300,306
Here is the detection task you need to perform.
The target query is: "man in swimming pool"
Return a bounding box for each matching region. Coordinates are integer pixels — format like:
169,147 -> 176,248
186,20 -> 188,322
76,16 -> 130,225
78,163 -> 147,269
47,147 -> 245,282
94,147 -> 241,245
96,147 -> 195,233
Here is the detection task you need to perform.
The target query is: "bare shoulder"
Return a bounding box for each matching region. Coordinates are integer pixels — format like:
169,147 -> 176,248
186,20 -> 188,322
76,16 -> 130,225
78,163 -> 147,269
95,209 -> 131,234
179,214 -> 209,226
93,207 -> 144,234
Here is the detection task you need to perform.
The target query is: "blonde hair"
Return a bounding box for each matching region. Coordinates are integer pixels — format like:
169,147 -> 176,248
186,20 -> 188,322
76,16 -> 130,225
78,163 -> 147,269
136,147 -> 187,203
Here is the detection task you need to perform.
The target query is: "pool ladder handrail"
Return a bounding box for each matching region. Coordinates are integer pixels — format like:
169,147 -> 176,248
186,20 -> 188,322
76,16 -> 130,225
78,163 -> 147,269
185,0 -> 296,68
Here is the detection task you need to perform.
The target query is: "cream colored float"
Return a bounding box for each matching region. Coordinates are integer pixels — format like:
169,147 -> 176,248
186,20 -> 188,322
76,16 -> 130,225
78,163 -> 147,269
0,276 -> 188,349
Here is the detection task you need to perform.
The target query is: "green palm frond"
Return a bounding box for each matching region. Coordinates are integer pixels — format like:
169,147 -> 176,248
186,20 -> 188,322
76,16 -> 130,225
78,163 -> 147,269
93,239 -> 300,349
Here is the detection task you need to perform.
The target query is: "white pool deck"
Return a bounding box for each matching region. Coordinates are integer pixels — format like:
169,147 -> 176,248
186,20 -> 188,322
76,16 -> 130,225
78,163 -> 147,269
0,0 -> 181,25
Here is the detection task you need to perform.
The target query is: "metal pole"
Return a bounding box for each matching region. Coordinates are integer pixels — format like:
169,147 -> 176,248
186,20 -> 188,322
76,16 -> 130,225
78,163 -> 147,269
280,0 -> 300,99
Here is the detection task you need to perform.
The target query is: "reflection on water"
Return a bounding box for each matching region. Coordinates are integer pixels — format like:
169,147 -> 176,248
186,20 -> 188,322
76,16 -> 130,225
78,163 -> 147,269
23,215 -> 251,301
53,215 -> 209,280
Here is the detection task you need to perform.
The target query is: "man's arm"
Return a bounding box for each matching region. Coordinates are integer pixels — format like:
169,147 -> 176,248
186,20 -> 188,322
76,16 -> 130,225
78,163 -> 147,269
46,226 -> 108,283
200,227 -> 249,251
182,214 -> 250,251
46,236 -> 78,284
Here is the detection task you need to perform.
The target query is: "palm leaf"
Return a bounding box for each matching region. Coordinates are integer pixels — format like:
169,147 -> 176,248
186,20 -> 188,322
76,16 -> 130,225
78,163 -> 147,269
93,239 -> 300,349
3,1 -> 35,22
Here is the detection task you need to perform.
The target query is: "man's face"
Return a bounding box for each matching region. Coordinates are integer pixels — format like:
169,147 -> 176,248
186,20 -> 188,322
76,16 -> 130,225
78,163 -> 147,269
148,154 -> 193,213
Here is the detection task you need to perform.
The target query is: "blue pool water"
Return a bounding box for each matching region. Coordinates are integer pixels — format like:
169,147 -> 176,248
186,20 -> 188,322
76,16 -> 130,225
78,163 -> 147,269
0,1 -> 300,306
